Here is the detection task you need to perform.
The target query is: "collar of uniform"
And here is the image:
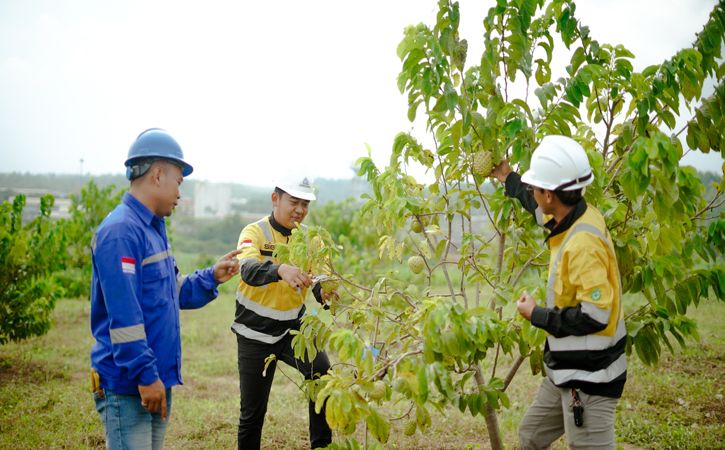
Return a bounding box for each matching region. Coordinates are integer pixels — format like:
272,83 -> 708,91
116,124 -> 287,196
269,213 -> 292,236
544,198 -> 587,242
123,192 -> 156,226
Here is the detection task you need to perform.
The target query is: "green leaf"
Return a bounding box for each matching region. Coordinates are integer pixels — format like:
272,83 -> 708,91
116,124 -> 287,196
365,408 -> 390,443
529,346 -> 542,375
418,366 -> 429,403
502,119 -> 523,137
262,354 -> 277,377
535,83 -> 557,108
468,394 -> 480,416
658,110 -> 677,129
416,404 -> 431,429
512,99 -> 535,124
535,59 -> 552,85
570,47 -> 586,74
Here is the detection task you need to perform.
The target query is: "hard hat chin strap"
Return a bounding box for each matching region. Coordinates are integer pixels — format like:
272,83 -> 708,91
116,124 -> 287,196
555,171 -> 592,191
127,157 -> 185,180
127,158 -> 159,180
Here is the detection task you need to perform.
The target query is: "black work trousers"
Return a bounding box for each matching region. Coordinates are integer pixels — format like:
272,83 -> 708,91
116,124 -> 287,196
236,332 -> 332,449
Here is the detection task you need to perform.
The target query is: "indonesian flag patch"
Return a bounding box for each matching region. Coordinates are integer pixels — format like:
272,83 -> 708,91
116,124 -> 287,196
121,257 -> 136,274
240,239 -> 253,249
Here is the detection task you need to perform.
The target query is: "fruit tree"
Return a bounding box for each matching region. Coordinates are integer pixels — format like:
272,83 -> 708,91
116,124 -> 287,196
278,1 -> 724,448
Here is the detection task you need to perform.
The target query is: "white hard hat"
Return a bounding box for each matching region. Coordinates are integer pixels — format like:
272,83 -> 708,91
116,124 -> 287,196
275,176 -> 317,201
521,135 -> 594,191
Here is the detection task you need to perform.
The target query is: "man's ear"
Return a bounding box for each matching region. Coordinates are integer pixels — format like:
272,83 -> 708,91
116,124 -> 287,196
149,163 -> 164,186
271,191 -> 279,206
544,190 -> 555,205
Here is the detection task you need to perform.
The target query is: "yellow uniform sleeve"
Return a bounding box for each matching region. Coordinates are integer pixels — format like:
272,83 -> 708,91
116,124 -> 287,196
566,236 -> 614,326
237,224 -> 263,262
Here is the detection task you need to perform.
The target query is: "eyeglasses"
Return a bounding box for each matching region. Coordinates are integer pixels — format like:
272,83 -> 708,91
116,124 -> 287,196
526,185 -> 548,193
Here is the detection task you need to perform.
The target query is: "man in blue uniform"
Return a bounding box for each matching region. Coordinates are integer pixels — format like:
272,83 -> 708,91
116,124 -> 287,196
90,128 -> 241,450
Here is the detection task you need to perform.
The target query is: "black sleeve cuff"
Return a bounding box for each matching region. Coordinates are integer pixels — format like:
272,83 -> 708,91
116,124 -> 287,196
530,306 -> 548,328
240,260 -> 282,286
312,283 -> 329,309
504,171 -> 539,215
504,172 -> 522,197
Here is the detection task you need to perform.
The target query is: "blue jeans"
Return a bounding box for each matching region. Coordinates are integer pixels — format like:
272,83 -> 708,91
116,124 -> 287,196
94,388 -> 173,450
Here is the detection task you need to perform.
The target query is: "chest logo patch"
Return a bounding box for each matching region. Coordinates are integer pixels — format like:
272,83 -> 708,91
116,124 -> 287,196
591,288 -> 602,301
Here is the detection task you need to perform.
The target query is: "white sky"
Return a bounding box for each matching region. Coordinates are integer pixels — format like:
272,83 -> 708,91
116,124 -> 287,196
0,0 -> 721,187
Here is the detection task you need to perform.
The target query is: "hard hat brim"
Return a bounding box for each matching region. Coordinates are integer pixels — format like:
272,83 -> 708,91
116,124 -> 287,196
521,169 -> 556,190
521,168 -> 593,191
279,188 -> 316,201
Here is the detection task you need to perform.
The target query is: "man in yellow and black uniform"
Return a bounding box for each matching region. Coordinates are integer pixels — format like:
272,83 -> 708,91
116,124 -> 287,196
492,135 -> 626,450
232,176 -> 333,449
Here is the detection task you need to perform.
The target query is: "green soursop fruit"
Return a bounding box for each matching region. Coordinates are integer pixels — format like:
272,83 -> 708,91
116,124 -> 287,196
369,381 -> 386,401
408,255 -> 425,274
472,150 -> 493,177
411,218 -> 424,233
403,419 -> 417,436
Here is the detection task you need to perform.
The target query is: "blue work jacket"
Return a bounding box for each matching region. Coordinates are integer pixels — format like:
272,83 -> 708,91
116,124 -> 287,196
90,192 -> 218,395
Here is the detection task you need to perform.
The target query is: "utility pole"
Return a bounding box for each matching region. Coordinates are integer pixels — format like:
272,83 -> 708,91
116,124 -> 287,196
80,158 -> 84,176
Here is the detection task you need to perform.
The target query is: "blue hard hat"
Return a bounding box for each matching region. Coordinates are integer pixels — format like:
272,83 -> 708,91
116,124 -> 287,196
125,128 -> 194,179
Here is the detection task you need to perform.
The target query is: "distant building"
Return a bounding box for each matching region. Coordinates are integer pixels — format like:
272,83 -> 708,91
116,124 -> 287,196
2,187 -> 71,220
175,197 -> 194,217
193,182 -> 233,218
15,195 -> 72,220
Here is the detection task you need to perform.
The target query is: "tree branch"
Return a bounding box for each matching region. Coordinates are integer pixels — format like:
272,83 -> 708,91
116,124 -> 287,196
503,355 -> 526,391
692,191 -> 723,220
510,249 -> 547,288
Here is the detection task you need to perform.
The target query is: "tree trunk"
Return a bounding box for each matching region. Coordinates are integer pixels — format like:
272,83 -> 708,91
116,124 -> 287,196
474,365 -> 504,450
484,403 -> 504,450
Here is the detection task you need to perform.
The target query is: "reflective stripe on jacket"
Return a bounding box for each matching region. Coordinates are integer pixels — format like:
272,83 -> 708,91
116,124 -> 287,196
232,216 -> 307,343
90,193 -> 219,395
544,206 -> 626,386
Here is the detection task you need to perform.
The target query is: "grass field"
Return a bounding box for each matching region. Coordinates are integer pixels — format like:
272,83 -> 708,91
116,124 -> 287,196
0,288 -> 723,449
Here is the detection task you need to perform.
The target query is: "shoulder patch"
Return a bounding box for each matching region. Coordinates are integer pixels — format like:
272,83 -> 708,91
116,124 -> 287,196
121,257 -> 136,274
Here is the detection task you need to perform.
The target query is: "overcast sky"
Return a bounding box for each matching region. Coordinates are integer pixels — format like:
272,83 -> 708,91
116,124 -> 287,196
0,0 -> 721,187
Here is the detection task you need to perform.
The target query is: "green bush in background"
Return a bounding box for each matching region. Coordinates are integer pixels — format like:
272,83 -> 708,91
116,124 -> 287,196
0,195 -> 65,344
59,180 -> 125,299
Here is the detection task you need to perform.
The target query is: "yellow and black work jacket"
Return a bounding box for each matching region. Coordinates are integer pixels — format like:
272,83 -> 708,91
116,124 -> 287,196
506,173 -> 626,398
232,215 -> 322,344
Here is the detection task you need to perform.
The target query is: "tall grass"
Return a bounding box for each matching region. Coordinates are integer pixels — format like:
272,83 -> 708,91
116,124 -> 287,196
0,289 -> 722,449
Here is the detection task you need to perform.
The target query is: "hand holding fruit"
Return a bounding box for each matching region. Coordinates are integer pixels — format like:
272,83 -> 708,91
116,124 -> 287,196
490,159 -> 513,183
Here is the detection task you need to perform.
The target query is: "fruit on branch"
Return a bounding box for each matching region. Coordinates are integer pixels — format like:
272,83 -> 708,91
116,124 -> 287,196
408,255 -> 425,274
411,218 -> 424,233
472,150 -> 493,177
369,380 -> 386,401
